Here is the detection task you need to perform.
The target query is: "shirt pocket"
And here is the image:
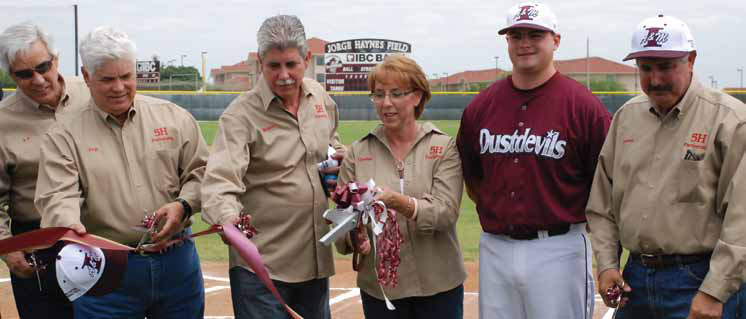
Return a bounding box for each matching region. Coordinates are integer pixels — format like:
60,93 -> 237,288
677,160 -> 703,203
148,148 -> 180,196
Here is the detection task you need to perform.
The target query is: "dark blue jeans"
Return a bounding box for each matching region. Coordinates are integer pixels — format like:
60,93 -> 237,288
73,238 -> 204,319
360,285 -> 464,319
229,266 -> 330,319
617,256 -> 746,319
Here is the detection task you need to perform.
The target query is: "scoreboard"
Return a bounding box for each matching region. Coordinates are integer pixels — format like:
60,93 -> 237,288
324,39 -> 411,92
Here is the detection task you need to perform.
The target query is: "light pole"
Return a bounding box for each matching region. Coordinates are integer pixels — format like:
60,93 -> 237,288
432,73 -> 439,91
494,56 -> 500,81
201,51 -> 208,91
738,68 -> 743,89
442,72 -> 448,92
709,75 -> 715,88
180,54 -> 187,67
168,59 -> 176,67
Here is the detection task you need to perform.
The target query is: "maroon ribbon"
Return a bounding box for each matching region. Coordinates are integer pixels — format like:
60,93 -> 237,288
0,227 -> 132,255
222,223 -> 302,319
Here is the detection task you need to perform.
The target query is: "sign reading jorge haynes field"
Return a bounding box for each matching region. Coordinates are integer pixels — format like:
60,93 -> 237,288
324,39 -> 411,92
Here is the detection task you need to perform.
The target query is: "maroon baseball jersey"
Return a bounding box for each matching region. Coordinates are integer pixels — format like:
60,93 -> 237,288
457,72 -> 611,234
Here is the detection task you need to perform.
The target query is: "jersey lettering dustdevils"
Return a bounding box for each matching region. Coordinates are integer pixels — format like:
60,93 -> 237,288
479,128 -> 566,159
457,72 -> 611,233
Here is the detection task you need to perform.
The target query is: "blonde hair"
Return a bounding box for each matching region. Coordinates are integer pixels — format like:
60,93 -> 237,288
368,54 -> 431,119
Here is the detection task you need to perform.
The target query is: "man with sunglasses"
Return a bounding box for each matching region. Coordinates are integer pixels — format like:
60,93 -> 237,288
456,2 -> 611,318
0,22 -> 91,319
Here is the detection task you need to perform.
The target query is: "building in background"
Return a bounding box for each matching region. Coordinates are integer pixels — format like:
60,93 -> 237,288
433,56 -> 638,92
210,38 -> 328,91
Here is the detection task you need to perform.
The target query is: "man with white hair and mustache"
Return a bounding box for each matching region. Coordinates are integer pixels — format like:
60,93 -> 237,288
35,26 -> 208,318
201,14 -> 344,319
0,22 -> 91,318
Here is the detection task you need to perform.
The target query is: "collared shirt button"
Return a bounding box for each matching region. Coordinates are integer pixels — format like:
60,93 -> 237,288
513,158 -> 519,164
521,105 -> 527,110
649,184 -> 654,189
518,122 -> 524,127
510,191 -> 515,198
655,154 -> 662,160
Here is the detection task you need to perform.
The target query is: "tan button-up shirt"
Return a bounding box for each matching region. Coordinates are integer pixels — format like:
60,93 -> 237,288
586,78 -> 746,302
0,76 -> 90,240
35,95 -> 208,245
337,122 -> 466,300
201,77 -> 341,282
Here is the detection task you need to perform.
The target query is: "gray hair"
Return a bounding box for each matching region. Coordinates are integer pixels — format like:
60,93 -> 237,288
80,26 -> 136,76
0,21 -> 58,73
257,15 -> 307,60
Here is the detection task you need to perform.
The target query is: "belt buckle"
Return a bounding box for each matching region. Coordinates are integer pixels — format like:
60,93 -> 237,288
640,253 -> 658,268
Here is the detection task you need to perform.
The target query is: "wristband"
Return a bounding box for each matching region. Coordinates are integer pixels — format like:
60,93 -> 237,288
175,198 -> 193,222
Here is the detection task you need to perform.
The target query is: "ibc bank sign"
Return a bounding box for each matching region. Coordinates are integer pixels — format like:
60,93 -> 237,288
324,39 -> 411,92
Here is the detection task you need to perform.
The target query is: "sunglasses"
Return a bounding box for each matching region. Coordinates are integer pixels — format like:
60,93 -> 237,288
12,58 -> 54,79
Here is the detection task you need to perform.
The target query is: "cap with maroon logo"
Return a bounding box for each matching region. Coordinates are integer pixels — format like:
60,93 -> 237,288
499,2 -> 558,35
623,14 -> 696,61
55,243 -> 128,301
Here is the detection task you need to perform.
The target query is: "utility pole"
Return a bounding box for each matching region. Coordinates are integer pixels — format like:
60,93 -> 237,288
442,72 -> 448,92
738,68 -> 743,89
586,37 -> 590,89
709,75 -> 715,88
432,73 -> 438,91
494,56 -> 500,81
181,54 -> 187,67
201,51 -> 208,91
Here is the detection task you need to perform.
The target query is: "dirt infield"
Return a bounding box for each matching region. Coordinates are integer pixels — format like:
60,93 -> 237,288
1,260 -> 615,318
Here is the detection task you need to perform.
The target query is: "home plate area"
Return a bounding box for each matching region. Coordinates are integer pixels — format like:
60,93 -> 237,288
1,260 -> 616,318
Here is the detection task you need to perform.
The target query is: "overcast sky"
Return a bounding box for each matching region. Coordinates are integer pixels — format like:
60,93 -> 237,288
2,0 -> 744,89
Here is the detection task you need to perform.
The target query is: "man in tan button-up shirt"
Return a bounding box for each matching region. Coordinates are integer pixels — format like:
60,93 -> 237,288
0,22 -> 90,319
201,15 -> 342,319
587,15 -> 746,319
34,27 -> 207,318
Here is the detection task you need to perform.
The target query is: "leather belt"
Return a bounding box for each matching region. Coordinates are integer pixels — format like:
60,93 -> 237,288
631,253 -> 711,269
503,224 -> 571,240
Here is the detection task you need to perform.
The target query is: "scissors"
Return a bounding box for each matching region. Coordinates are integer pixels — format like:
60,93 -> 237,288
131,210 -> 158,253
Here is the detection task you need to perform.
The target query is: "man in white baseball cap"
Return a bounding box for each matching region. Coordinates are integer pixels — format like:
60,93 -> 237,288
588,14 -> 746,319
458,1 -> 610,319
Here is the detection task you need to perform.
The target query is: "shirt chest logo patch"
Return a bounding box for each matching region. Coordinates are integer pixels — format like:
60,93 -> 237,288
152,127 -> 175,142
314,104 -> 328,119
426,146 -> 445,159
88,147 -> 99,152
683,132 -> 707,161
261,123 -> 278,132
479,128 -> 567,159
358,156 -> 373,161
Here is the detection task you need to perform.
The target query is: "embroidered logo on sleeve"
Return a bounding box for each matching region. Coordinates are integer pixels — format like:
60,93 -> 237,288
426,145 -> 445,159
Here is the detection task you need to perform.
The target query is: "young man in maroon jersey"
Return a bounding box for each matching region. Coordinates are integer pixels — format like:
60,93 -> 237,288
456,2 -> 611,318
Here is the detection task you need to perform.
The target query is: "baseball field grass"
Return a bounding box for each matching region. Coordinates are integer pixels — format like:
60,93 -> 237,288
193,120 -> 482,262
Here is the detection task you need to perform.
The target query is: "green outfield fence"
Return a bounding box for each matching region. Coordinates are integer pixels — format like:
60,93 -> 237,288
3,88 -> 746,121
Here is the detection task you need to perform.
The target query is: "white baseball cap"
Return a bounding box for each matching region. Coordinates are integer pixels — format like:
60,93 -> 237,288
55,243 -> 127,301
499,2 -> 558,35
623,14 -> 696,61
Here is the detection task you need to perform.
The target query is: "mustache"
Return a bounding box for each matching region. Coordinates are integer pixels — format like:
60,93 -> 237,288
275,79 -> 295,86
648,84 -> 672,92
